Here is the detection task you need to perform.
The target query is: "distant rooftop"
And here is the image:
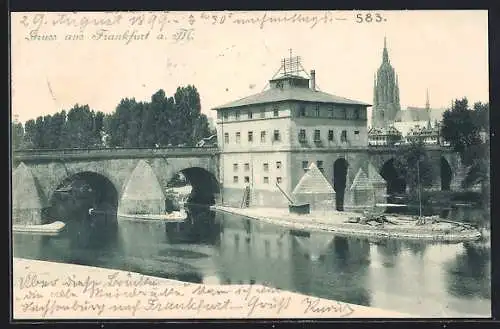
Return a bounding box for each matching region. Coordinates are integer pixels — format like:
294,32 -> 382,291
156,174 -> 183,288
368,125 -> 402,136
212,52 -> 371,110
395,107 -> 447,123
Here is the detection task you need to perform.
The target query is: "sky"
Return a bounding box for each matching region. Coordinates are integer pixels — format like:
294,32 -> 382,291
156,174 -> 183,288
11,10 -> 489,126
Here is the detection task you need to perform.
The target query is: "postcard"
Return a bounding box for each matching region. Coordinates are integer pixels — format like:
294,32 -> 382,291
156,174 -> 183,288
11,10 -> 490,319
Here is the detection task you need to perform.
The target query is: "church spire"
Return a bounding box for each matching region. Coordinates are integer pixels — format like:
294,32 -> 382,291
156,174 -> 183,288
425,88 -> 430,109
383,36 -> 389,63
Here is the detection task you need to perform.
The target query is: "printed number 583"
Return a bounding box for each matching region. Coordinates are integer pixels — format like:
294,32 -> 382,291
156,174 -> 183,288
356,13 -> 385,23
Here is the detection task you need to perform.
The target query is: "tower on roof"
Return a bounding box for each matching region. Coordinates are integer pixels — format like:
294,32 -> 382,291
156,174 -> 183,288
275,49 -> 307,78
270,50 -> 316,90
372,37 -> 401,128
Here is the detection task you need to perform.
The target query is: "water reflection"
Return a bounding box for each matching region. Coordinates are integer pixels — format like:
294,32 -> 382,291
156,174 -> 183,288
446,242 -> 491,300
12,205 -> 491,317
287,234 -> 371,305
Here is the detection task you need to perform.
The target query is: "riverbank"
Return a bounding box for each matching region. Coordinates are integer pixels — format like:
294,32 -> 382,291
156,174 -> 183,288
212,206 -> 481,243
12,257 -> 411,319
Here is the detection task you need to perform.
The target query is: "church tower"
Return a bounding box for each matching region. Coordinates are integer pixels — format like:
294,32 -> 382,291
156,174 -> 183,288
371,37 -> 401,128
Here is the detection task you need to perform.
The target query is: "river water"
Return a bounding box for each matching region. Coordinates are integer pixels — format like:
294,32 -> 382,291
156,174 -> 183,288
12,205 -> 490,318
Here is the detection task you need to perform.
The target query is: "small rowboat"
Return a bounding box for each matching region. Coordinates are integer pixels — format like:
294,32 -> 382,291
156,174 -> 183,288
13,221 -> 66,235
117,210 -> 188,222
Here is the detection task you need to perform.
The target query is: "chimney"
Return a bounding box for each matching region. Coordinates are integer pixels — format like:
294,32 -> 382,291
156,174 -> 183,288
310,70 -> 316,91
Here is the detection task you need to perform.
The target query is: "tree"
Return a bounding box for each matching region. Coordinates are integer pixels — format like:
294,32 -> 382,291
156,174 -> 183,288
19,84 -> 210,149
11,121 -> 24,150
441,98 -> 489,192
50,111 -> 66,148
23,119 -> 36,149
150,90 -> 171,147
107,98 -> 134,147
192,114 -> 212,143
441,98 -> 483,155
173,85 -> 202,146
124,101 -> 143,147
64,104 -> 98,148
93,111 -> 105,146
393,141 -> 436,195
139,102 -> 158,147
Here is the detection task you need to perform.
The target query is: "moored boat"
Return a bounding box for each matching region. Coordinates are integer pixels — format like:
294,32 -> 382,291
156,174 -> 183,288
117,209 -> 188,222
13,221 -> 66,235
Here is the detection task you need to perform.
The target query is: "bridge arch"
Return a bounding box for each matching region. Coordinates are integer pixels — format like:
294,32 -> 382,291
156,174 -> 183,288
333,158 -> 349,211
49,171 -> 119,220
379,158 -> 407,195
163,166 -> 220,206
179,167 -> 220,204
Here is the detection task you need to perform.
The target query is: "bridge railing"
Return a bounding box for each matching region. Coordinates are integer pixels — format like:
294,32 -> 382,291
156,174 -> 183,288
12,146 -> 220,161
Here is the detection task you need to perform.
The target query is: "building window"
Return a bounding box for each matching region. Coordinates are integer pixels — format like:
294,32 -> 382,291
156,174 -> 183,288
341,108 -> 346,119
273,130 -> 281,142
314,129 -> 321,142
276,177 -> 283,184
224,132 -> 229,144
315,105 -> 320,117
244,176 -> 250,183
223,112 -> 228,120
248,131 -> 253,142
263,177 -> 269,184
354,107 -> 360,119
244,163 -> 250,171
260,108 -> 265,118
236,132 -> 241,143
276,161 -> 282,169
354,130 -> 360,140
341,130 -> 347,143
328,106 -> 334,118
299,129 -> 306,142
328,130 -> 334,141
317,160 -> 324,172
235,110 -> 240,120
233,176 -> 238,183
263,163 -> 269,172
273,106 -> 279,117
248,110 -> 253,119
302,161 -> 308,170
260,131 -> 266,143
299,106 -> 306,117
233,163 -> 238,171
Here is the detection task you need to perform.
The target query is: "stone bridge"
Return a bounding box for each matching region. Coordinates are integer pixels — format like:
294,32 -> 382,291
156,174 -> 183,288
366,145 -> 463,192
12,145 -> 466,224
12,147 -> 220,224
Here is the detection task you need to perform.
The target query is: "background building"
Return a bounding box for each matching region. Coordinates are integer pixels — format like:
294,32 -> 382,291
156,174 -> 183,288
394,89 -> 448,137
371,37 -> 401,129
213,54 -> 370,208
370,38 -> 448,144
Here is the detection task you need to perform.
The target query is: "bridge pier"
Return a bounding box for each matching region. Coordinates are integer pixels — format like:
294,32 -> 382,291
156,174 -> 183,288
12,163 -> 47,225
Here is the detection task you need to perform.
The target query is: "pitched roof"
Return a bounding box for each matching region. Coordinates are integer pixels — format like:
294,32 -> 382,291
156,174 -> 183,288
368,125 -> 402,136
350,168 -> 372,190
292,162 -> 335,195
367,163 -> 387,185
349,164 -> 386,191
212,86 -> 371,110
395,107 -> 447,123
